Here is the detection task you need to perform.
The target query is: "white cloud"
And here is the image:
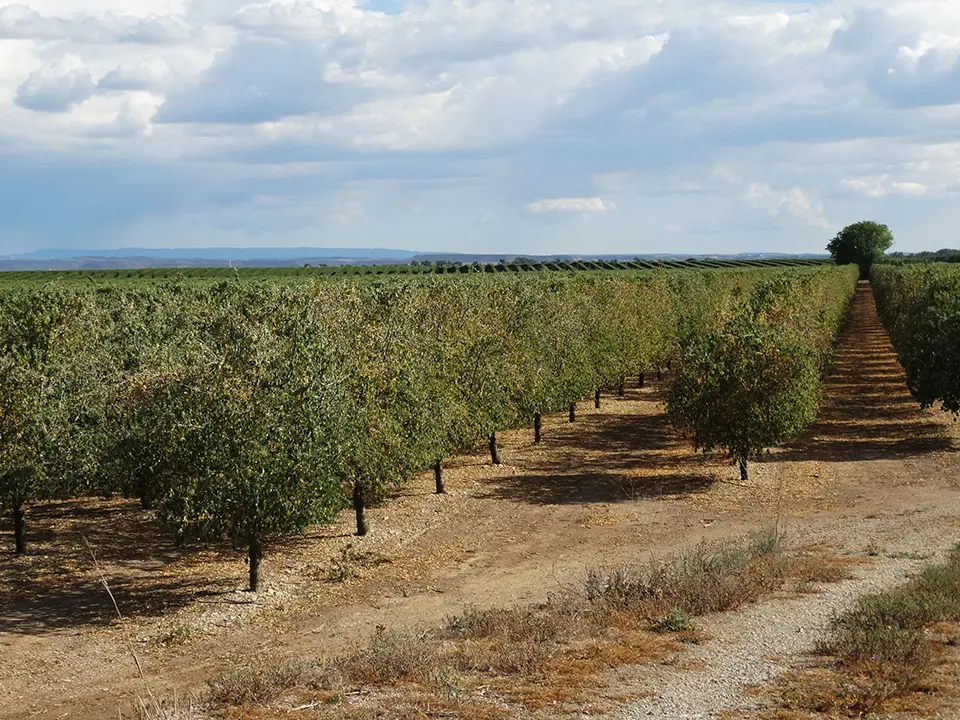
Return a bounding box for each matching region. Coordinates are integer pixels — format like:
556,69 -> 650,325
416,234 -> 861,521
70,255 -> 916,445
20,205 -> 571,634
524,197 -> 616,214
780,188 -> 830,228
841,175 -> 931,197
745,182 -> 830,228
15,54 -> 95,111
0,4 -> 193,44
97,58 -> 173,90
890,181 -> 928,195
2,0 -> 960,253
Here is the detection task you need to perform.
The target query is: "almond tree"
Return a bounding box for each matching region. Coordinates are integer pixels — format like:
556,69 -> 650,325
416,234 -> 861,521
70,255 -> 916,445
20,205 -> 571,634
0,287 -> 104,554
873,265 -> 960,414
666,269 -> 855,481
117,284 -> 345,590
667,315 -> 820,482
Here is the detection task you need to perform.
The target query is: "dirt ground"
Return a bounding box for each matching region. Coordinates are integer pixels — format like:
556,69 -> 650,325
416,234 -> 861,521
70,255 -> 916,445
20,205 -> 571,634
2,282 -> 959,719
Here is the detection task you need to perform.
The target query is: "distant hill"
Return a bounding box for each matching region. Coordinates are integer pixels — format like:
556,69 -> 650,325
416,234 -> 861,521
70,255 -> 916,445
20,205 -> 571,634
0,247 -> 829,271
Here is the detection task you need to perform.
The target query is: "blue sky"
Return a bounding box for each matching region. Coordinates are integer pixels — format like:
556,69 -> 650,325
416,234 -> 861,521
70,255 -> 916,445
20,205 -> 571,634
1,0 -> 959,255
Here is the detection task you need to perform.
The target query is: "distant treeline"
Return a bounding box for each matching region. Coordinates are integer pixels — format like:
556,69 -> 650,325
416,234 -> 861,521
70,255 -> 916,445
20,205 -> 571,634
885,249 -> 960,264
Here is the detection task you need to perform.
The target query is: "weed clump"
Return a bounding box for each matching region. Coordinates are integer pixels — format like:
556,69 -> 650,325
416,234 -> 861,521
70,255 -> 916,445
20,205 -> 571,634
207,660 -> 318,706
584,528 -> 784,619
337,626 -> 439,685
192,529 -> 848,716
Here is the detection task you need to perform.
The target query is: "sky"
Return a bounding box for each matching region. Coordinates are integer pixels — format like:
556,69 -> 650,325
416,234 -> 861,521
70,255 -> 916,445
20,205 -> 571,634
1,0 -> 959,256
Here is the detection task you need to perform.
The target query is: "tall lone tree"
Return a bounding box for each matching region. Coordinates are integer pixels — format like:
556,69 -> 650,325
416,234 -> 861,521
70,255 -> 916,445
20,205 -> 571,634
667,316 -> 821,482
827,221 -> 895,279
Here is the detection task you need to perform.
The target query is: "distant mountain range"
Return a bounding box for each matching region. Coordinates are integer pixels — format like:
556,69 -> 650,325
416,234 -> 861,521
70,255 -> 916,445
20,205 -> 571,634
0,247 -> 829,271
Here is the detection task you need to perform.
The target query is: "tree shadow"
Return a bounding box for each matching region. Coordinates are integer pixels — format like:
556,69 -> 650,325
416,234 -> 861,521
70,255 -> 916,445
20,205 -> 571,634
475,471 -> 715,505
477,407 -> 718,505
0,499 -> 243,635
0,569 -> 228,634
779,283 -> 955,463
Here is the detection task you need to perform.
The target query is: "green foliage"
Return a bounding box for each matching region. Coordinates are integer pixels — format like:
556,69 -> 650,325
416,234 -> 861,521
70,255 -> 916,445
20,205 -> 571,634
667,267 -> 857,479
667,317 -> 821,474
885,248 -> 960,264
0,264 -> 854,586
873,264 -> 960,414
816,545 -> 960,712
827,221 -> 895,277
106,284 -> 346,588
0,257 -> 831,286
0,286 -> 107,551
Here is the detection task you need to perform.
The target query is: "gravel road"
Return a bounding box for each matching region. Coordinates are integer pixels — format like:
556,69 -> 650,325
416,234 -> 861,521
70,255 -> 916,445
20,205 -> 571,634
613,507 -> 960,720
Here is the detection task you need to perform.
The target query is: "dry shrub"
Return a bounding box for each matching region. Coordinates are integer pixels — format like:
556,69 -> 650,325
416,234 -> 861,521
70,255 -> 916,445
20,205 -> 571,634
439,597 -> 584,676
335,626 -> 439,685
133,694 -> 202,720
442,599 -> 580,643
771,663 -> 932,717
275,694 -> 509,720
785,554 -> 855,592
207,660 -> 318,706
585,528 -> 783,620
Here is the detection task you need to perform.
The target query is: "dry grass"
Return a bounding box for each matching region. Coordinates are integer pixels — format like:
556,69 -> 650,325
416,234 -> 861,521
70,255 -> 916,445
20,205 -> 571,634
207,660 -> 319,706
193,529 -> 853,717
584,529 -> 785,619
336,626 -> 438,684
757,544 -> 960,718
583,529 -> 849,621
131,694 -> 203,720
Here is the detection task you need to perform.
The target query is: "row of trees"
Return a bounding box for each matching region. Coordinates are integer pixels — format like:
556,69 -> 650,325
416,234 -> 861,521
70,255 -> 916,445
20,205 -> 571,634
2,267 -> 856,589
668,267 -> 858,480
872,264 -> 960,414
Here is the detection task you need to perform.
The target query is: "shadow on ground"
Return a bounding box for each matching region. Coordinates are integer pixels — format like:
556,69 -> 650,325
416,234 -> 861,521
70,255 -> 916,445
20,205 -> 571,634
479,283 -> 954,506
0,499 -> 256,635
477,382 -> 720,505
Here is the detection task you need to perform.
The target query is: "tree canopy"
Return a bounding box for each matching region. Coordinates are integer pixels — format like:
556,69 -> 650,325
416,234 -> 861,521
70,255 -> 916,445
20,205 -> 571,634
827,221 -> 895,278
666,267 -> 857,482
667,316 -> 821,481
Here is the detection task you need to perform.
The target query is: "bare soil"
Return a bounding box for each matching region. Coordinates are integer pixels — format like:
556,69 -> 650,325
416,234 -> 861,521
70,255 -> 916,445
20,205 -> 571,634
2,281 -> 959,719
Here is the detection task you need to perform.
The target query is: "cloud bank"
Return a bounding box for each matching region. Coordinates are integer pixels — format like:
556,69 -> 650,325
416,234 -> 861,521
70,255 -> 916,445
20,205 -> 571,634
1,0 -> 959,254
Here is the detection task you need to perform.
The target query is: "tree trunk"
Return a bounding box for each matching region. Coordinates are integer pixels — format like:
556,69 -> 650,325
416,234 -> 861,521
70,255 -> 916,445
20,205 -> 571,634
353,481 -> 369,536
248,536 -> 263,592
13,502 -> 26,555
617,381 -> 625,397
657,369 -> 662,381
489,433 -> 501,465
739,456 -> 749,483
639,373 -> 645,388
594,389 -> 601,409
569,403 -> 576,423
534,413 -> 542,444
434,460 -> 445,494
137,475 -> 153,510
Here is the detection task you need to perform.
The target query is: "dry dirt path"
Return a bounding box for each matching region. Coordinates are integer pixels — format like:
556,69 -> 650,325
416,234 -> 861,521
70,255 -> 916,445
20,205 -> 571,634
1,282 -> 958,719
